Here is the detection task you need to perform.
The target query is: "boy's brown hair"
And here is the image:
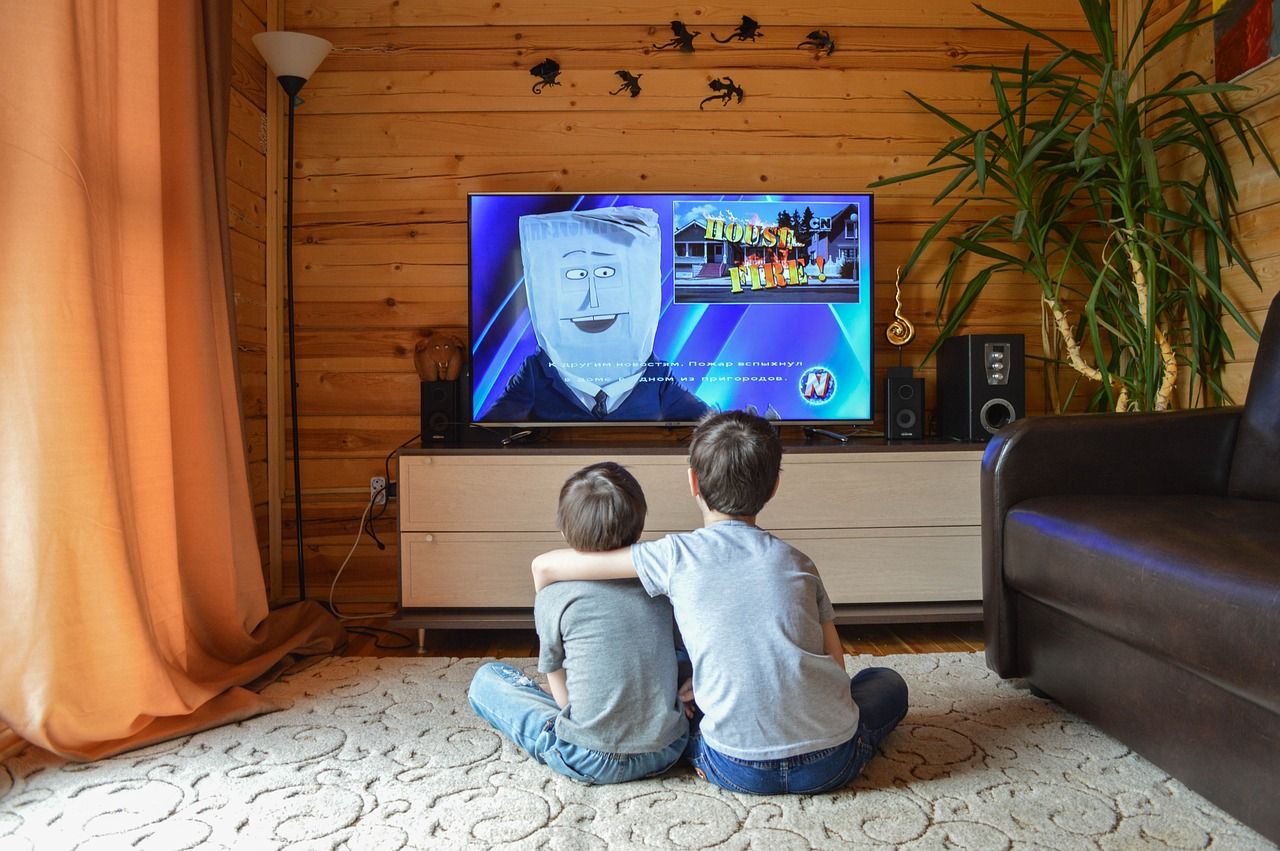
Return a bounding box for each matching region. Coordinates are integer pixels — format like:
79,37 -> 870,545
556,461 -> 647,551
687,409 -> 782,517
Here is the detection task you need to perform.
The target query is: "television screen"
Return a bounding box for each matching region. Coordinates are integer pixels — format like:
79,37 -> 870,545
468,192 -> 874,426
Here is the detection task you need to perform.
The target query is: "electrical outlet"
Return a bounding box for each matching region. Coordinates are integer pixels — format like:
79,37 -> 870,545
370,476 -> 387,506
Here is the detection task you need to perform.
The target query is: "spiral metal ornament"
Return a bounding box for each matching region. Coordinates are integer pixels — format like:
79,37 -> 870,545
885,265 -> 916,347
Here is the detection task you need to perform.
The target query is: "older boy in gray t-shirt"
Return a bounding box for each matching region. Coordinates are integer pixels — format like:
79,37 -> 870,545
469,462 -> 688,784
630,521 -> 857,760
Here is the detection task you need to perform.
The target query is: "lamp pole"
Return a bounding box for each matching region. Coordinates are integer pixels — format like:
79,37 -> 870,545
252,32 -> 332,603
283,78 -> 304,601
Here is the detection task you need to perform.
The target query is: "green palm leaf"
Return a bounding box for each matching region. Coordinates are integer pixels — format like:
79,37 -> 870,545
876,0 -> 1276,412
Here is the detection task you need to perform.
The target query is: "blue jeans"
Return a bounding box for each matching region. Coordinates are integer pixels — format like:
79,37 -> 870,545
468,662 -> 688,784
685,666 -> 908,795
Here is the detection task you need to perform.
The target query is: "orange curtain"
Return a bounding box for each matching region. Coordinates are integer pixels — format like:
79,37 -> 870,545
0,2 -> 344,759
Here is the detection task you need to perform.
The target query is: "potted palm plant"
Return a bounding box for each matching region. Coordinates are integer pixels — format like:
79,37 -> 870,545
873,0 -> 1275,412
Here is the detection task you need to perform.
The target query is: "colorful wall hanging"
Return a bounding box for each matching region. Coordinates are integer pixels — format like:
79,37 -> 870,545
1214,0 -> 1278,81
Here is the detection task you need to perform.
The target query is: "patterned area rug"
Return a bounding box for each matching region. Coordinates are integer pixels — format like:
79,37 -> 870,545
1,653 -> 1273,850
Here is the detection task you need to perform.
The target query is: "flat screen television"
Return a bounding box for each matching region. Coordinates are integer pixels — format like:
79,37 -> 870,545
468,192 -> 874,427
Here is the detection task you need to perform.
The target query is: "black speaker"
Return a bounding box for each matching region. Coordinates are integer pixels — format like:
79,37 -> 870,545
886,366 -> 925,440
937,334 -> 1025,442
420,380 -> 462,444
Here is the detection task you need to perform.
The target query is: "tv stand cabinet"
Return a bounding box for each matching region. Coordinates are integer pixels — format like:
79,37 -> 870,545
394,442 -> 984,641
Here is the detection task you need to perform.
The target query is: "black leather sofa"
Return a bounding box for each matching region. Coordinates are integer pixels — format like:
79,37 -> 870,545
981,293 -> 1280,843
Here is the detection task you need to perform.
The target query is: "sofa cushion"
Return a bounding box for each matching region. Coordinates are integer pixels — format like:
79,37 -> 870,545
1004,494 -> 1280,714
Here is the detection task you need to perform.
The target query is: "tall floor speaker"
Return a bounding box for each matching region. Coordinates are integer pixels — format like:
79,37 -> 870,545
420,380 -> 462,444
886,366 -> 925,439
937,334 -> 1025,442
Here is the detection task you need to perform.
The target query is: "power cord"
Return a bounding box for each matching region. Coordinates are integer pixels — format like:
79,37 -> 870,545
327,497 -> 413,644
327,432 -> 422,623
328,492 -> 398,621
363,432 -> 422,550
344,626 -> 415,650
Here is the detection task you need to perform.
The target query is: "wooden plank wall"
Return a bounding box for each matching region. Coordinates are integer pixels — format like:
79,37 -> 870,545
269,0 -> 1102,603
230,0 -> 273,579
1141,0 -> 1280,403
259,0 -> 1101,603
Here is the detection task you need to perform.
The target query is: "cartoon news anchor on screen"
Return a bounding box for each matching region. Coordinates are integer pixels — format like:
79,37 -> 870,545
481,206 -> 710,423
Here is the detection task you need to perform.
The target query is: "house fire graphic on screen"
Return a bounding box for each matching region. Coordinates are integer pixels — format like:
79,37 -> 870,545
672,199 -> 865,304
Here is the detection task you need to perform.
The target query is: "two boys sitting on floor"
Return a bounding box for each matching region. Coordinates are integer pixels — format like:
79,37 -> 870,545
468,410 -> 907,794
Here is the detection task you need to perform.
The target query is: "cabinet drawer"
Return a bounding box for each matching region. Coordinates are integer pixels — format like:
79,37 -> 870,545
779,528 -> 981,603
764,454 -> 982,530
401,531 -> 559,608
400,450 -> 982,534
401,528 -> 979,609
400,453 -> 701,533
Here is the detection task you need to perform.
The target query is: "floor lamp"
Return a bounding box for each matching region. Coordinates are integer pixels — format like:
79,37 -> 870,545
252,31 -> 332,601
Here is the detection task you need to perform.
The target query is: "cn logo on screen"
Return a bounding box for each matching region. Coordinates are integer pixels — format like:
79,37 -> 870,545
799,367 -> 836,404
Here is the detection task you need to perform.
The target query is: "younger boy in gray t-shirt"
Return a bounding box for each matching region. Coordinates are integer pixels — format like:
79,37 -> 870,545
468,462 -> 688,784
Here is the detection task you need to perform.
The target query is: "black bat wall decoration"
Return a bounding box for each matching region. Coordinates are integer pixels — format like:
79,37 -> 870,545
653,20 -> 700,53
713,15 -> 762,43
797,30 -> 836,56
610,70 -> 643,97
699,76 -> 744,110
530,58 -> 561,93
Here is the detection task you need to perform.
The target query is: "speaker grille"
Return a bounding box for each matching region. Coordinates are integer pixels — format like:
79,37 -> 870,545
886,367 -> 924,440
420,380 -> 462,443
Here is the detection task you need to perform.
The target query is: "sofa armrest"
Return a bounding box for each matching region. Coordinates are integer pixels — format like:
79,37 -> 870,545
981,407 -> 1241,677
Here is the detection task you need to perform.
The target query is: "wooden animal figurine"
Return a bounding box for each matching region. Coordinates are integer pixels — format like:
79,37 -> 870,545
414,332 -> 465,382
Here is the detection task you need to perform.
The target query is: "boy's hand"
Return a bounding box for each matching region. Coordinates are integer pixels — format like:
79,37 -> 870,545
531,548 -> 575,591
678,677 -> 697,719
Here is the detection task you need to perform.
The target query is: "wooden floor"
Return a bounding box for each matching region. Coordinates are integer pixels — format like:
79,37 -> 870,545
340,620 -> 984,658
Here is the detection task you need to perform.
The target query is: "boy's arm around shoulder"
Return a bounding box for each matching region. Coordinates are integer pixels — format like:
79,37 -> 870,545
531,546 -> 637,591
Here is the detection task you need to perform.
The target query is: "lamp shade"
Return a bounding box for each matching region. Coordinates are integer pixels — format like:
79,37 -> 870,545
252,31 -> 332,82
